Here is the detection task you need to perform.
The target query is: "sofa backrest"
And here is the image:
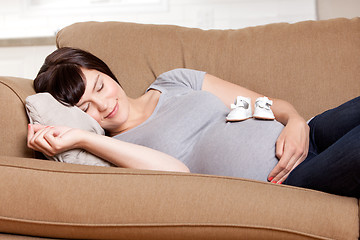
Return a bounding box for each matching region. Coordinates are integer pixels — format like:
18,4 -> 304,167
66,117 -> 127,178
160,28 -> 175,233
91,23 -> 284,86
57,18 -> 360,120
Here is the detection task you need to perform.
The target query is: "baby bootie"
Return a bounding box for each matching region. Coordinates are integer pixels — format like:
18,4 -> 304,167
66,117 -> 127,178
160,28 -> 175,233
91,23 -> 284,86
253,96 -> 275,120
226,96 -> 252,122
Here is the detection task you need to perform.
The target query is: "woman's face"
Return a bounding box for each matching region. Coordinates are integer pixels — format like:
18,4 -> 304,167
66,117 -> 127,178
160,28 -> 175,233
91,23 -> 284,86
76,68 -> 129,133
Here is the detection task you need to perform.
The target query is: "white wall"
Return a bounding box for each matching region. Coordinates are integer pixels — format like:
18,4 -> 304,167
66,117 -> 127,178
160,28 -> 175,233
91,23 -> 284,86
0,0 -> 318,79
317,0 -> 360,20
0,0 -> 316,38
0,45 -> 57,79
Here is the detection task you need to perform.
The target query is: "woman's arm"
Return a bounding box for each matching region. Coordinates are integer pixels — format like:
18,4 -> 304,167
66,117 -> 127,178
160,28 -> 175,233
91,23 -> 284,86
27,124 -> 190,173
202,73 -> 309,183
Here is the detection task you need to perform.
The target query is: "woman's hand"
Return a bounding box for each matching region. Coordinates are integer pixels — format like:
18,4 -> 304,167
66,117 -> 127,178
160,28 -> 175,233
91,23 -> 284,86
268,116 -> 310,184
27,124 -> 83,157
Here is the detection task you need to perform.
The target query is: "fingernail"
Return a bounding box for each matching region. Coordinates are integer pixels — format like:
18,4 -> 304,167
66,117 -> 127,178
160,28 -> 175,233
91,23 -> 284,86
28,124 -> 31,129
271,180 -> 277,183
277,182 -> 282,185
268,177 -> 274,182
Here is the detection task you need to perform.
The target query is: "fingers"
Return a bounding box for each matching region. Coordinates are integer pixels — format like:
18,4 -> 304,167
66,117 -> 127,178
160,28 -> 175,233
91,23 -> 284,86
27,125 -> 57,156
268,146 -> 294,183
27,124 -> 34,143
267,137 -> 286,181
268,142 -> 307,184
27,124 -> 47,141
27,124 -> 40,148
277,159 -> 303,183
28,126 -> 51,155
27,124 -> 77,157
274,154 -> 299,183
31,124 -> 47,131
275,136 -> 285,160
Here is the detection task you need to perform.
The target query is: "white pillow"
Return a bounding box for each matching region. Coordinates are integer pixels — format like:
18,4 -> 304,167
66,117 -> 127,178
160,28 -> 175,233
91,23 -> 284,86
25,92 -> 113,167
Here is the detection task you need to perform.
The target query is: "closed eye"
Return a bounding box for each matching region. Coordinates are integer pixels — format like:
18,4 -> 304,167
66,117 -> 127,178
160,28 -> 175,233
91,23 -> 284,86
82,103 -> 90,112
98,82 -> 104,92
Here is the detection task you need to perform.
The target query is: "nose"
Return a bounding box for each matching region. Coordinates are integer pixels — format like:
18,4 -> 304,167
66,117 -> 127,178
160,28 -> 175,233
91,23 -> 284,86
93,97 -> 107,112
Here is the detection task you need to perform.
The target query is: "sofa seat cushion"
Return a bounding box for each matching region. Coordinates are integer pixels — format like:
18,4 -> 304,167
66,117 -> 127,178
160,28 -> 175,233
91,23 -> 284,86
0,156 -> 358,240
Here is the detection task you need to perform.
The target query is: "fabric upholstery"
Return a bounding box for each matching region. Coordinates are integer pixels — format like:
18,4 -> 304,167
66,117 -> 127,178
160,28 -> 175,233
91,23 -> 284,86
0,156 -> 358,239
0,76 -> 35,158
0,18 -> 359,239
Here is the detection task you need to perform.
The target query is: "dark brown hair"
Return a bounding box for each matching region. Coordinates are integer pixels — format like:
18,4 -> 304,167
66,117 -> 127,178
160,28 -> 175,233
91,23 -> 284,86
34,47 -> 120,106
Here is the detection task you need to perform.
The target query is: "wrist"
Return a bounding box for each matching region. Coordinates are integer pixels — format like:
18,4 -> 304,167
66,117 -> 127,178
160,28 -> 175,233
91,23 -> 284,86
289,113 -> 307,124
287,115 -> 309,132
73,129 -> 93,149
272,99 -> 302,125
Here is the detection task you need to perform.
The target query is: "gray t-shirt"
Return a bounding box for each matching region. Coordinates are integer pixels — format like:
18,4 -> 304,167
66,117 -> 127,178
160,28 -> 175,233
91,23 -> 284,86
114,68 -> 284,181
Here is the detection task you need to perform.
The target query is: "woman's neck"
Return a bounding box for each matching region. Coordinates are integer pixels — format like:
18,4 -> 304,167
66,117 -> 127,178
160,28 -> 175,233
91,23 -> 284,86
110,90 -> 161,136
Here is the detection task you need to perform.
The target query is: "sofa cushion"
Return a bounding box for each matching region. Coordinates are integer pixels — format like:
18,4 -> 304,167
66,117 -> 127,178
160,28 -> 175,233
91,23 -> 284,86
0,156 -> 358,239
25,92 -> 112,167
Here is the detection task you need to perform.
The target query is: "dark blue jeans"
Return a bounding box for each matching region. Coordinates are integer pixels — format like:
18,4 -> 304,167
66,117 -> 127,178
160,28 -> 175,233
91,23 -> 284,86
284,96 -> 360,198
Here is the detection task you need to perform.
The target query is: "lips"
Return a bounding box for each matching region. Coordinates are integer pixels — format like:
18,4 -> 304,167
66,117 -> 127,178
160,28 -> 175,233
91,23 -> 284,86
105,102 -> 118,119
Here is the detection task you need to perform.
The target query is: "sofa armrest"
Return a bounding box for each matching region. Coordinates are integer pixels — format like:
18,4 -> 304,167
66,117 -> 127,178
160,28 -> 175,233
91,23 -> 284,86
0,76 -> 35,158
0,156 -> 358,240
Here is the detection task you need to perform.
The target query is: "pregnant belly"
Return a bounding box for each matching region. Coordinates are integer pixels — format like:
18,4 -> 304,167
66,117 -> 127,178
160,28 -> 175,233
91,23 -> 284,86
185,119 -> 284,181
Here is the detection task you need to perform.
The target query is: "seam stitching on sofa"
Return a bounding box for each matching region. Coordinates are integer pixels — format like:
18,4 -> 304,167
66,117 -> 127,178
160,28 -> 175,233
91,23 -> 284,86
0,216 -> 333,240
0,80 -> 26,104
2,161 -> 357,197
0,162 -> 327,195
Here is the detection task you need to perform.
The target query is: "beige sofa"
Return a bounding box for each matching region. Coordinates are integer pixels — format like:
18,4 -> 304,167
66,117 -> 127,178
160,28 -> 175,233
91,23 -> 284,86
0,18 -> 359,239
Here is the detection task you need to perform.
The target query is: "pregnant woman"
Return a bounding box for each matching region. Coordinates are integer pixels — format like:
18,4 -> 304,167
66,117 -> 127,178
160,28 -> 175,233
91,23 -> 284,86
28,47 -> 360,198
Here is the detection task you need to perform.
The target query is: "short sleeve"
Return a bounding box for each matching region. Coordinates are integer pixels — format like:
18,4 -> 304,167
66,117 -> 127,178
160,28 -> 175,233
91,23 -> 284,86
147,68 -> 206,93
